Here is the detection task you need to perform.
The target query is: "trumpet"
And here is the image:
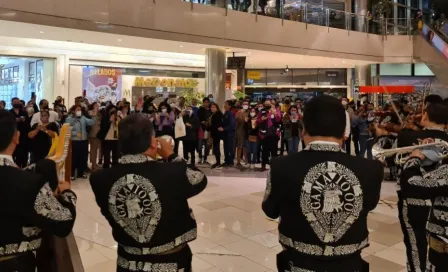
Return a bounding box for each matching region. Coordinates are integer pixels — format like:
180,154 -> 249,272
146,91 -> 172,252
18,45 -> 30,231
372,141 -> 448,164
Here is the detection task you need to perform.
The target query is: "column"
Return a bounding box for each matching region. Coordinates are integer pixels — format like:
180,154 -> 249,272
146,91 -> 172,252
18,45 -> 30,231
205,48 -> 226,109
346,68 -> 353,99
353,0 -> 368,31
354,65 -> 370,87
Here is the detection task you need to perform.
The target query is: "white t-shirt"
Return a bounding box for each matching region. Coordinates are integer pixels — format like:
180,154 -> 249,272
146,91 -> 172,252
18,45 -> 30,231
30,111 -> 59,127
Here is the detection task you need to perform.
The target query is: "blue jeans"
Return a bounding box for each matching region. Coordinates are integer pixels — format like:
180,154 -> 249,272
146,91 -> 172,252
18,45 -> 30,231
287,136 -> 300,154
358,135 -> 373,160
246,141 -> 259,164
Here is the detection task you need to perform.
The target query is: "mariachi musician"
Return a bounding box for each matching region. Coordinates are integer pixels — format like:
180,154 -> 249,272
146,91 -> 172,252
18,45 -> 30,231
90,114 -> 207,272
263,96 -> 384,272
0,110 -> 76,272
397,97 -> 448,272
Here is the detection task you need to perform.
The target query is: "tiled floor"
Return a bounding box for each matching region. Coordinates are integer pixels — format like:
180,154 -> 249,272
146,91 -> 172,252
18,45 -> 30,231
72,166 -> 408,272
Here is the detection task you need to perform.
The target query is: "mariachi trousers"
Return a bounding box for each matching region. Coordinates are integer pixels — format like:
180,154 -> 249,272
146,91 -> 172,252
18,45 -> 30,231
117,245 -> 192,272
277,250 -> 369,272
398,194 -> 431,272
426,247 -> 448,272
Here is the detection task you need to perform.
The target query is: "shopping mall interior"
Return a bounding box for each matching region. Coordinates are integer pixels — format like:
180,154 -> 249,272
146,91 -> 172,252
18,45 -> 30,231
0,0 -> 446,271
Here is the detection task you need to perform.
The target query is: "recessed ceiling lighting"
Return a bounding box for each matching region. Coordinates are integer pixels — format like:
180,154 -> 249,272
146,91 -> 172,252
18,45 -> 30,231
117,38 -> 122,42
39,31 -> 44,34
342,60 -> 346,63
179,45 -> 184,48
248,52 -> 251,55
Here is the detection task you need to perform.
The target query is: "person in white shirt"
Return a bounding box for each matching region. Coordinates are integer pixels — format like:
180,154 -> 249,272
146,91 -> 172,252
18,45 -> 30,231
30,99 -> 59,127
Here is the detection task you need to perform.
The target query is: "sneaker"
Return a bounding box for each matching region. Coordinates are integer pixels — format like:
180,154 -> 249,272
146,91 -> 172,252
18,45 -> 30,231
80,174 -> 88,179
259,165 -> 267,172
211,163 -> 222,169
250,164 -> 255,170
71,176 -> 76,181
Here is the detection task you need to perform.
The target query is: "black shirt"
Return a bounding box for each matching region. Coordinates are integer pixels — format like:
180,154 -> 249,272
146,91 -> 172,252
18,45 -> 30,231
30,122 -> 59,162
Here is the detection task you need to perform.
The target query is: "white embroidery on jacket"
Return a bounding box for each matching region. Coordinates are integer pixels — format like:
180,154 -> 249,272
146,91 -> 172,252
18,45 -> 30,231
117,256 -> 178,272
0,238 -> 42,257
109,174 -> 161,243
186,168 -> 205,185
301,162 -> 363,243
264,170 -> 272,201
22,227 -> 41,238
402,202 -> 421,271
34,183 -> 73,221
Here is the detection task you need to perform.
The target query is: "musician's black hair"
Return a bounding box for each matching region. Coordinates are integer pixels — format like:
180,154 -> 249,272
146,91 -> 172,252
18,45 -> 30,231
424,94 -> 443,106
303,95 -> 345,139
118,114 -> 154,155
425,102 -> 448,125
0,110 -> 17,152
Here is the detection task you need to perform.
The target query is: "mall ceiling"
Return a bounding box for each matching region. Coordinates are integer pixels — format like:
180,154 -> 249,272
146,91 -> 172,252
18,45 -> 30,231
0,20 -> 372,69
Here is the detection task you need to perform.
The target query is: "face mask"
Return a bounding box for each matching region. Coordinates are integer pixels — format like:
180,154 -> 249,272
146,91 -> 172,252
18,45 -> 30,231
170,103 -> 176,108
149,117 -> 154,122
342,101 -> 348,106
242,105 -> 249,110
81,103 -> 86,108
75,111 -> 82,117
27,107 -> 34,114
209,98 -> 214,102
186,110 -> 192,116
13,104 -> 21,109
258,106 -> 263,110
250,112 -> 256,117
291,112 -> 297,116
161,109 -> 167,114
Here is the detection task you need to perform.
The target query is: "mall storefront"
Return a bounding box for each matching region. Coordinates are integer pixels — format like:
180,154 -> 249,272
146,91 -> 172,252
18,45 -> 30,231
0,56 -> 55,107
245,68 -> 349,101
68,64 -> 205,107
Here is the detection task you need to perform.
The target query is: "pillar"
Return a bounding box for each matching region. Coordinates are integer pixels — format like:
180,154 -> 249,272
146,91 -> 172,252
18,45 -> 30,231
353,0 -> 368,31
205,48 -> 226,109
355,65 -> 370,87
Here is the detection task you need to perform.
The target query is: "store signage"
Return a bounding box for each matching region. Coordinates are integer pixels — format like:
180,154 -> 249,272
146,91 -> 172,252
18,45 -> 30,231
247,71 -> 261,80
134,77 -> 199,88
325,71 -> 339,77
89,68 -> 118,77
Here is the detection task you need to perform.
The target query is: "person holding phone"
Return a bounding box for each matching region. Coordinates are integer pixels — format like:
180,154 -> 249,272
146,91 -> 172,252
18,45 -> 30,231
28,110 -> 59,164
66,105 -> 95,180
97,105 -> 121,169
257,99 -> 281,171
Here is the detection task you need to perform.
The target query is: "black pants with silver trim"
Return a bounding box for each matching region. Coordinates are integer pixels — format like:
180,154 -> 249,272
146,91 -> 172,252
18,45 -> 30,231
117,245 -> 192,272
0,251 -> 36,272
277,250 -> 369,272
398,196 -> 430,272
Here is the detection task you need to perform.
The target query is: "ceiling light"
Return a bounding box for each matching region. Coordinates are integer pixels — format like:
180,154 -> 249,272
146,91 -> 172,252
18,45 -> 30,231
342,60 -> 346,63
117,38 -> 122,42
248,52 -> 251,55
179,45 -> 184,48
39,31 -> 44,34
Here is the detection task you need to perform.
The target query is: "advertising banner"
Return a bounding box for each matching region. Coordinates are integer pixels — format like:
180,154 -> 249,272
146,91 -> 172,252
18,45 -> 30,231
83,67 -> 122,103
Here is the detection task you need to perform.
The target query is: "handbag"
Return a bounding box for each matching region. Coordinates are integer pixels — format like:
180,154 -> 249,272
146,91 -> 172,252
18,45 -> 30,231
248,135 -> 258,143
174,117 -> 186,139
198,127 -> 204,140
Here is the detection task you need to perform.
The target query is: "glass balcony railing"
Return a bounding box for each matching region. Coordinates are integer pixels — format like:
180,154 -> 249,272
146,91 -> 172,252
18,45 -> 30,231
183,0 -> 413,36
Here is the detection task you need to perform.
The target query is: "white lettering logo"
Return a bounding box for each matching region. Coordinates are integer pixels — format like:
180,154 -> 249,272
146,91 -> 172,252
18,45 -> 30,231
301,162 -> 363,243
109,174 -> 162,243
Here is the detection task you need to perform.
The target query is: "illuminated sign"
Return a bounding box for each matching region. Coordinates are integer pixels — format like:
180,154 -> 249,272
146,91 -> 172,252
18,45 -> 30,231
134,77 -> 199,88
89,68 -> 119,77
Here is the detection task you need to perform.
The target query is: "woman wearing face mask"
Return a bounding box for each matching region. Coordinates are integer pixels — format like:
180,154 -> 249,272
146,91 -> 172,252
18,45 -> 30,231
245,107 -> 259,169
352,105 -> 374,160
155,102 -> 175,137
181,106 -> 200,166
235,101 -> 249,170
88,103 -> 101,171
257,99 -> 281,171
97,105 -> 121,169
66,105 -> 95,180
283,105 -> 303,154
209,103 -> 224,169
28,110 -> 59,164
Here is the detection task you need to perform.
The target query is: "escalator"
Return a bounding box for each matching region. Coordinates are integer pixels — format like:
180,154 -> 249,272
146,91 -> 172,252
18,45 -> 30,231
413,23 -> 448,86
